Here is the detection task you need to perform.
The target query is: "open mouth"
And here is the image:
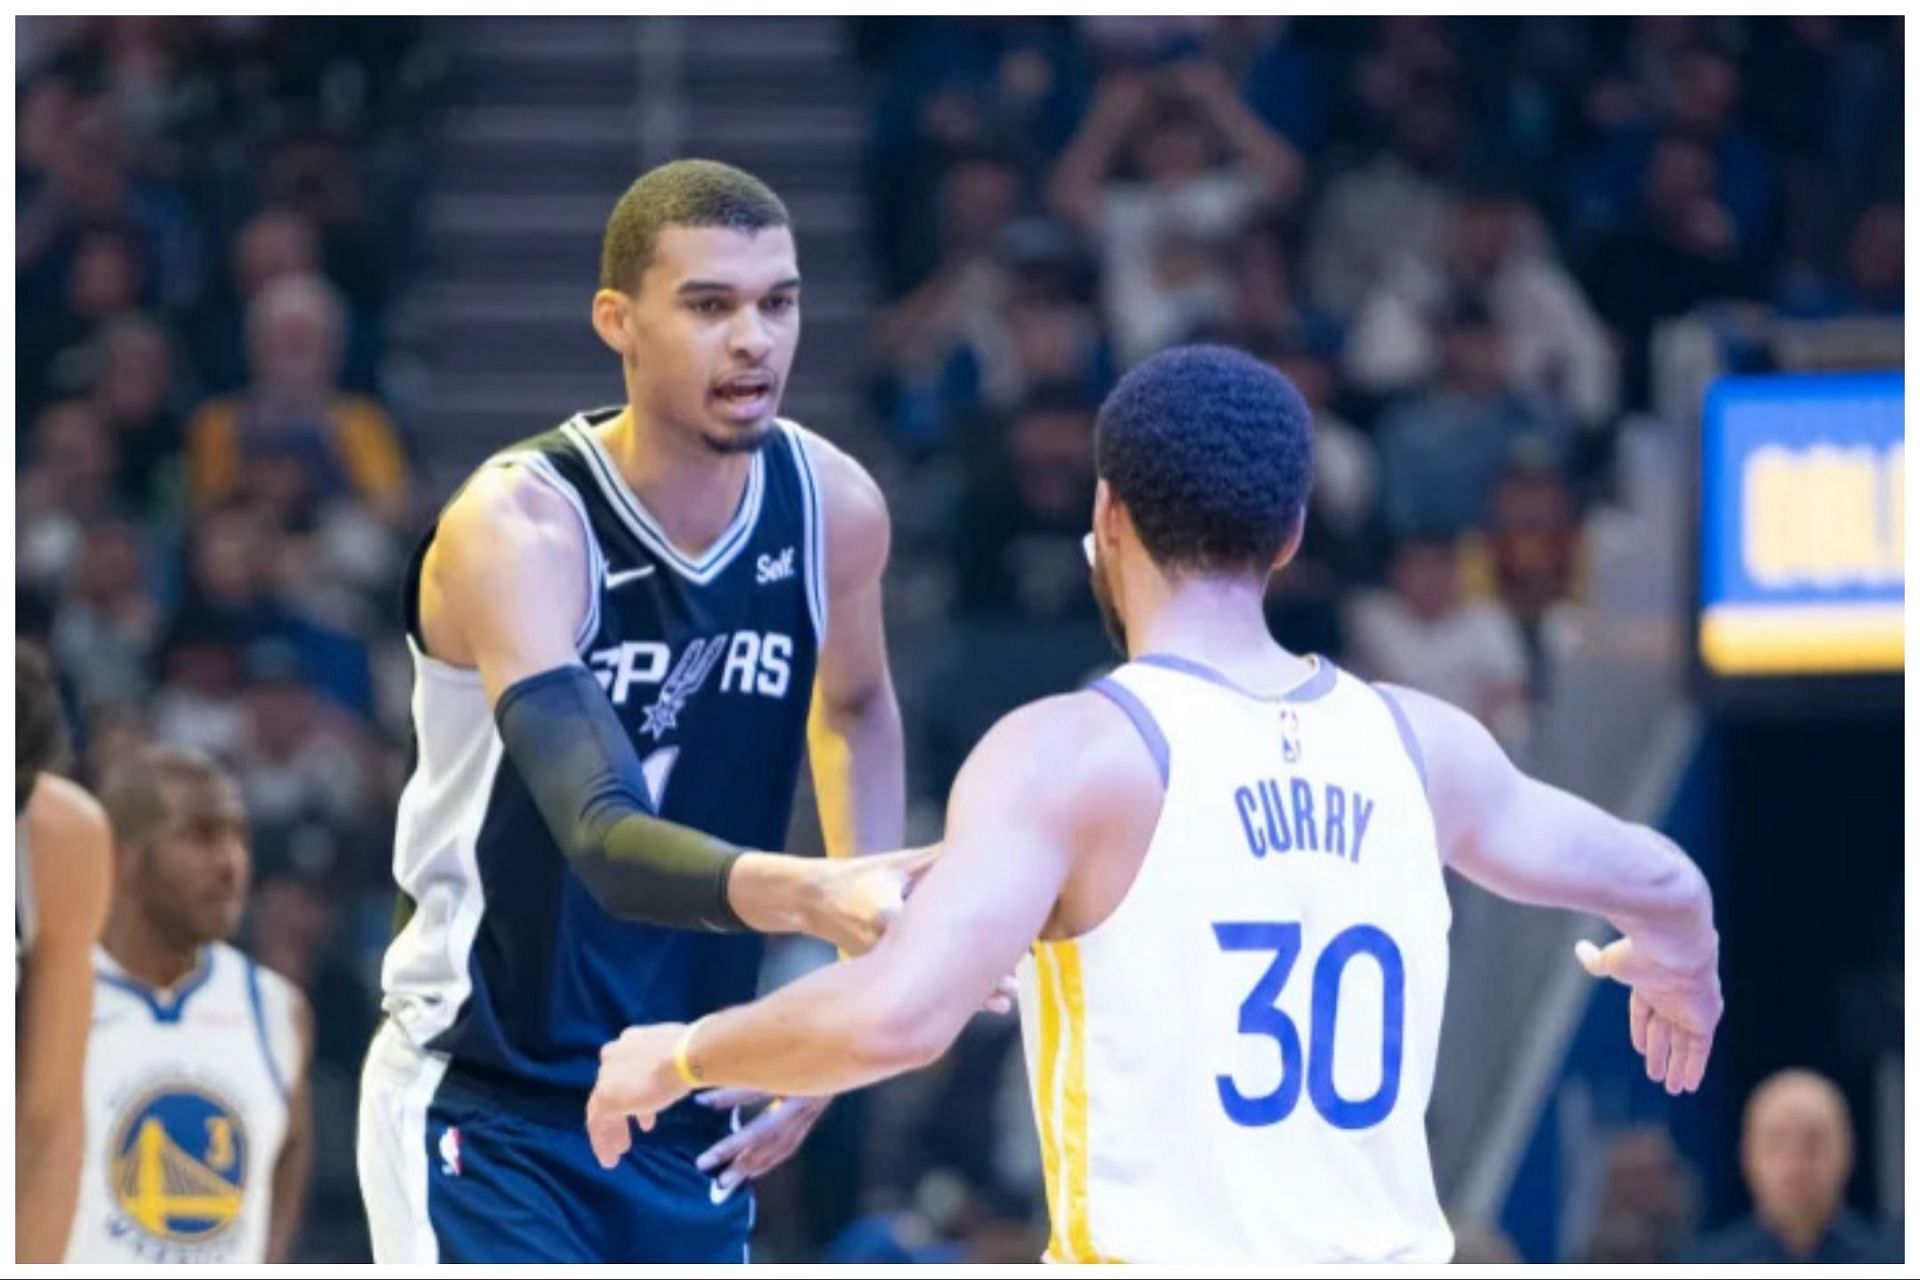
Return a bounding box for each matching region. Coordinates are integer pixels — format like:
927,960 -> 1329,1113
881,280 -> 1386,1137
712,372 -> 776,420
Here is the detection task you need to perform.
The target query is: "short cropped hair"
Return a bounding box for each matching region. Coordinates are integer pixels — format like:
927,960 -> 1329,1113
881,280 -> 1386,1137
599,159 -> 790,293
98,744 -> 235,850
1095,344 -> 1314,576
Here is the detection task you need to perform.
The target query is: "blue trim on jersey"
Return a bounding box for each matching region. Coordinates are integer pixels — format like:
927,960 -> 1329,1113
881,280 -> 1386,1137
244,957 -> 290,1099
1136,652 -> 1338,703
1088,678 -> 1170,786
97,948 -> 214,1024
1371,684 -> 1429,790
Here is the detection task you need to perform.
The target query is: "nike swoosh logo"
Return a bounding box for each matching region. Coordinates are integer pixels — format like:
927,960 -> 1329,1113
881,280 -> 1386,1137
709,1178 -> 737,1205
605,565 -> 657,589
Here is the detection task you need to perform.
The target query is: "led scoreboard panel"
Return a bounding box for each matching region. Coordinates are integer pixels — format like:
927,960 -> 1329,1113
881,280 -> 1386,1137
1699,372 -> 1904,677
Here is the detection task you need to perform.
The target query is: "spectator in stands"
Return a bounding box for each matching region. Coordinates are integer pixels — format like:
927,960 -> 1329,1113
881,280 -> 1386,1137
1346,184 -> 1619,428
16,93 -> 201,312
149,617 -> 250,761
1691,1069 -> 1901,1263
1306,85 -> 1464,319
901,223 -> 1113,445
1776,201 -> 1904,319
1048,60 -> 1302,363
185,273 -> 409,526
18,400 -> 126,590
1375,295 -> 1566,539
1579,1124 -> 1701,1263
1347,534 -> 1531,750
954,384 -> 1099,620
187,207 -> 326,394
873,151 -> 1024,401
236,641 -> 375,829
1582,133 -> 1763,409
91,315 -> 186,518
50,521 -> 161,711
1459,448 -> 1585,698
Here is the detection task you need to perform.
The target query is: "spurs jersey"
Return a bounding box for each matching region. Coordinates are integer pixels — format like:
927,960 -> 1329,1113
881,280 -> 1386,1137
67,943 -> 300,1263
376,409 -> 825,1144
1017,655 -> 1453,1264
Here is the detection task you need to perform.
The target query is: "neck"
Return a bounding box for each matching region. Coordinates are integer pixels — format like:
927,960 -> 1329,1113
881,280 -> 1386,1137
1761,1205 -> 1833,1257
100,905 -> 202,991
601,405 -> 753,556
1126,571 -> 1299,677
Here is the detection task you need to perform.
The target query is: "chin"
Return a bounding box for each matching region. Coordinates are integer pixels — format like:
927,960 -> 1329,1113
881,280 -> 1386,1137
700,420 -> 778,455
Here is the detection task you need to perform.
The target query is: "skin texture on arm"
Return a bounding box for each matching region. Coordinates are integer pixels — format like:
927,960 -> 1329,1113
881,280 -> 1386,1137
1382,682 -> 1721,1093
802,432 -> 906,860
265,992 -> 315,1264
15,777 -> 113,1263
588,692 -> 1159,1165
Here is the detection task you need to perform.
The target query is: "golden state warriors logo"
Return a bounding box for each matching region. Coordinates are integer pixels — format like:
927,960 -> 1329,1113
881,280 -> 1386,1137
107,1084 -> 247,1246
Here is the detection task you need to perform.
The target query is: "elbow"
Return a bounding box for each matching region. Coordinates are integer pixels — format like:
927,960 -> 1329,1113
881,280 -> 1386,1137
847,993 -> 954,1076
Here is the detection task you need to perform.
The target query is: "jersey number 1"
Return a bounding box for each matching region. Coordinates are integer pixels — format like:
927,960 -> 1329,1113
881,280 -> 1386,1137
1212,921 -> 1405,1130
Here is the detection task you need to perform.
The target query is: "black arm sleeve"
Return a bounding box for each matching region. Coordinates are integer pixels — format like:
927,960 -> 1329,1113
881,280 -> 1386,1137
494,665 -> 747,931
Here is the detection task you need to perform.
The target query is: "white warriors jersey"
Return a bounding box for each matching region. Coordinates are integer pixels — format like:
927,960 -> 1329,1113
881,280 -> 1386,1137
1015,655 -> 1453,1264
66,942 -> 300,1263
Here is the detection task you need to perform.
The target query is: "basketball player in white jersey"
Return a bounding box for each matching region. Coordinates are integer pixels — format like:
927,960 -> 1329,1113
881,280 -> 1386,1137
585,345 -> 1724,1263
66,746 -> 312,1263
16,644 -> 113,1262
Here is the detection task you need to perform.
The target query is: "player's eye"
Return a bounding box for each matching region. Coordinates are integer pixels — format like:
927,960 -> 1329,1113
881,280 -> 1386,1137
688,297 -> 729,316
763,293 -> 797,315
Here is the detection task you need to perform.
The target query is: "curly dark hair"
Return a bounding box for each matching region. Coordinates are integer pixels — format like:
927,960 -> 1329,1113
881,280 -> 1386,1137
599,159 -> 791,294
1094,344 -> 1314,576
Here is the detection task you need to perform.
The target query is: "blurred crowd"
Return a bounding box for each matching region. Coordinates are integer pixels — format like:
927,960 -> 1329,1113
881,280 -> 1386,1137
16,16 -> 440,1259
15,15 -> 1904,1264
857,15 -> 1902,773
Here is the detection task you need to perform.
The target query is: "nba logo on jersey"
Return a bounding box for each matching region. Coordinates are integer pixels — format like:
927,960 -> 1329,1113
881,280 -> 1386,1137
1279,708 -> 1303,764
439,1126 -> 462,1177
105,1083 -> 249,1259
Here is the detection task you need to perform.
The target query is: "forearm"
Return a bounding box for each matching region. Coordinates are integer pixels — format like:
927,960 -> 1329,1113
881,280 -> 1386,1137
1048,112 -> 1131,225
1468,781 -> 1715,966
1204,91 -> 1299,194
496,665 -> 749,930
683,955 -> 946,1098
266,1146 -> 311,1262
16,1112 -> 83,1261
809,685 -> 906,858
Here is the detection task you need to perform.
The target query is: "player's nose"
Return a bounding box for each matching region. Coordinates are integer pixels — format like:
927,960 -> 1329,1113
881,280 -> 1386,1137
727,308 -> 774,360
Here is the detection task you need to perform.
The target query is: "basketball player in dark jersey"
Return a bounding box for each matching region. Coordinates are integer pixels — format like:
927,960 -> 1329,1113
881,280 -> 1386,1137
16,643 -> 113,1261
356,160 -> 930,1262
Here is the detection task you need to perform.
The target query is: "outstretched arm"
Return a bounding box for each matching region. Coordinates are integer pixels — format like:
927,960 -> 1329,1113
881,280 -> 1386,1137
424,464 -> 923,952
1383,683 -> 1721,1093
586,692 -> 1146,1165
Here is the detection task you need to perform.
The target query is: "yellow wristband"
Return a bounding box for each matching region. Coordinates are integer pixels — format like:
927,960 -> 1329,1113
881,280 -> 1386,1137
672,1016 -> 710,1088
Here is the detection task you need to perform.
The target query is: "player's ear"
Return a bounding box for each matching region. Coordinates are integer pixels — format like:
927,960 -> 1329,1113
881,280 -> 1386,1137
1092,479 -> 1118,549
591,288 -> 633,356
1272,506 -> 1307,574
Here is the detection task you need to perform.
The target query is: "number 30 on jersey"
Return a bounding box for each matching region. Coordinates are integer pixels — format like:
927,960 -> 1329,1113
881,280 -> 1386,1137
1213,921 -> 1405,1131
